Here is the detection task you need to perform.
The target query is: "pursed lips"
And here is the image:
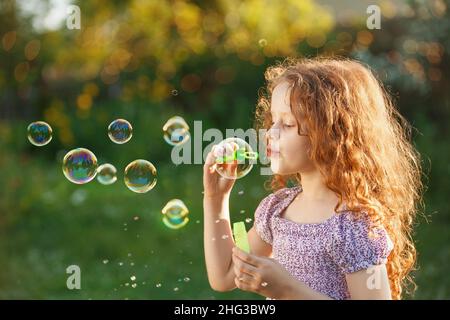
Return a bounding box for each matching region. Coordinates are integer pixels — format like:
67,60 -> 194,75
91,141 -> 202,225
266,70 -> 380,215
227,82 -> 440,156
267,144 -> 280,157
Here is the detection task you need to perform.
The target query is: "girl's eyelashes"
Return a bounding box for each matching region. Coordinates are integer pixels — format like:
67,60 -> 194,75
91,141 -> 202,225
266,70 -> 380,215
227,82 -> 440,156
270,120 -> 295,128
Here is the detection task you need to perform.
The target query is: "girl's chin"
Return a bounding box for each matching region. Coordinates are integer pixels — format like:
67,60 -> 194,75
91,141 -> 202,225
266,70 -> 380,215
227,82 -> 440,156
270,160 -> 300,176
270,161 -> 286,175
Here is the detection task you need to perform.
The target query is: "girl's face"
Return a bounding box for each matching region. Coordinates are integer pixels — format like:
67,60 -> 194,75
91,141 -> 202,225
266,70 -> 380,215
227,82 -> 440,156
267,82 -> 316,175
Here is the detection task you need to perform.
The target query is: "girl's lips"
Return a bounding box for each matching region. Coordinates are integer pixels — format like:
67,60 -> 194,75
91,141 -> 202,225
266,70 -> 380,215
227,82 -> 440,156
267,147 -> 280,157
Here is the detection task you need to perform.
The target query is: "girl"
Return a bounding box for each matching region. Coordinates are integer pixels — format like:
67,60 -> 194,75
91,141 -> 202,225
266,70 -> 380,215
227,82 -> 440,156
203,57 -> 423,300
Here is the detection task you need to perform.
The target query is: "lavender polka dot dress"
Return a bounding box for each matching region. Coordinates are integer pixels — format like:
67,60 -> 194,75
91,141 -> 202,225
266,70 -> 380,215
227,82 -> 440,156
254,186 -> 394,300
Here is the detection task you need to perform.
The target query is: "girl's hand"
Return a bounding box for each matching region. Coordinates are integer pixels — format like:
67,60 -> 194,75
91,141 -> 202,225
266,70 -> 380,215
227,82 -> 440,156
203,145 -> 238,199
231,247 -> 301,300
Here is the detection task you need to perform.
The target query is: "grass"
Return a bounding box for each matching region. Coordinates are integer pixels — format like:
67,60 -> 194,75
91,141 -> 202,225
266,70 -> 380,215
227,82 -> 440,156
0,120 -> 448,299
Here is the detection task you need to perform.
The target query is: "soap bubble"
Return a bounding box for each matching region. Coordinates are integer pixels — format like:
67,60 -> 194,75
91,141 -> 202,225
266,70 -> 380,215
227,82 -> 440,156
96,163 -> 117,185
161,199 -> 189,219
162,116 -> 190,146
124,159 -> 157,193
161,199 -> 189,229
62,148 -> 98,184
108,119 -> 133,144
27,121 -> 52,146
213,137 -> 258,180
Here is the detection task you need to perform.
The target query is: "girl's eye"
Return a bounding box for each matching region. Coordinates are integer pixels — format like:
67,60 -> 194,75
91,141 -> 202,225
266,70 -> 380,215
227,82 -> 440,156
284,123 -> 295,128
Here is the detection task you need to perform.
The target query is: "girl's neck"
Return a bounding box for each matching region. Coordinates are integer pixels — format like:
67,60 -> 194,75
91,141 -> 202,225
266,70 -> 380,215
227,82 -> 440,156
298,169 -> 337,202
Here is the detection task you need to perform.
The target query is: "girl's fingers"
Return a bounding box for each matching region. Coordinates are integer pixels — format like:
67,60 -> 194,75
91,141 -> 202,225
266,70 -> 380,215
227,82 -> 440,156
234,275 -> 257,292
232,252 -> 258,276
222,160 -> 238,179
203,147 -> 218,175
233,247 -> 261,267
236,273 -> 253,283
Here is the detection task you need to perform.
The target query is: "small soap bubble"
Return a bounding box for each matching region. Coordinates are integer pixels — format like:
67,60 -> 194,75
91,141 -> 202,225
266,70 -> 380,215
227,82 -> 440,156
171,89 -> 178,96
130,275 -> 136,281
173,287 -> 179,292
125,283 -> 129,287
133,216 -> 139,221
245,218 -> 252,223
238,190 -> 244,195
124,159 -> 157,193
27,121 -> 52,146
62,148 -> 98,184
258,39 -> 267,47
261,282 -> 268,287
240,210 -> 245,214
96,163 -> 117,185
221,234 -> 229,240
108,119 -> 132,144
184,277 -> 190,282
131,283 -> 137,288
161,199 -> 189,229
102,259 -> 109,264
162,116 -> 190,146
213,137 -> 257,180
118,262 -> 123,266
156,283 -> 162,288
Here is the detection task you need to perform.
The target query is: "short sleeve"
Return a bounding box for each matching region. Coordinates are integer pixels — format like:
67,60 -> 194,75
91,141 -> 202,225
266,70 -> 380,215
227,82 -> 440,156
330,212 -> 394,274
254,193 -> 277,245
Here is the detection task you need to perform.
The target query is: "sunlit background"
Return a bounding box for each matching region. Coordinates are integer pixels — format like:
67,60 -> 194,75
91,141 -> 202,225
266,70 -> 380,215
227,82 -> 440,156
0,0 -> 449,299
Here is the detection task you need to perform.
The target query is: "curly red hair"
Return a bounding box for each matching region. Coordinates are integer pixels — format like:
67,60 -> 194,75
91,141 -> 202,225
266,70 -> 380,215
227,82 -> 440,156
255,57 -> 424,299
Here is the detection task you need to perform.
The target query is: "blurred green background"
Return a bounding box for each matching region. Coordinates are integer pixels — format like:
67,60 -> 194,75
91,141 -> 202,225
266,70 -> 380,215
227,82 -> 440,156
0,0 -> 449,299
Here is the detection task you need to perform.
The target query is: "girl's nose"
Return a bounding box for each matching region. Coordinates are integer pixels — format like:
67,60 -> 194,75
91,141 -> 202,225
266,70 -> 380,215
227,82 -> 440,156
266,126 -> 280,140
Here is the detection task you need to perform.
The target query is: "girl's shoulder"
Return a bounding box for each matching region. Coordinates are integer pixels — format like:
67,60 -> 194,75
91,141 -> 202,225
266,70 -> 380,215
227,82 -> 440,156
253,186 -> 301,245
328,208 -> 394,273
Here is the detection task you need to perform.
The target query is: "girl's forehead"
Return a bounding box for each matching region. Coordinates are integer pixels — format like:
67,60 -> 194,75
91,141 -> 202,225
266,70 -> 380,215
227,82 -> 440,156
271,82 -> 293,115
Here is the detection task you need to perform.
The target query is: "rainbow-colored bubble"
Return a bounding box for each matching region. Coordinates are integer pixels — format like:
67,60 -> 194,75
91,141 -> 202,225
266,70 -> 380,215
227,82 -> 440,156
213,137 -> 258,180
162,116 -> 190,146
27,121 -> 52,146
161,199 -> 189,229
124,159 -> 157,193
62,148 -> 98,184
96,163 -> 117,185
108,119 -> 133,144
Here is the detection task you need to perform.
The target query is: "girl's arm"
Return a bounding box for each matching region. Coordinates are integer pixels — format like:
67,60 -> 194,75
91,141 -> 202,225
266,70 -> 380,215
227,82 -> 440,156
203,194 -> 236,291
203,147 -> 272,292
203,195 -> 274,291
345,264 -> 392,299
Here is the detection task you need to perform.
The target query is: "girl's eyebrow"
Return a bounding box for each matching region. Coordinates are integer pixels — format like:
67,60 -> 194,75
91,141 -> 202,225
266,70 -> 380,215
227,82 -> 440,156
270,110 -> 292,116
270,111 -> 296,120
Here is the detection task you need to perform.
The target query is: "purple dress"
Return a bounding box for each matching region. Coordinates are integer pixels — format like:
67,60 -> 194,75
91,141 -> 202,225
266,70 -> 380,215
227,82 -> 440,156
254,186 -> 393,300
